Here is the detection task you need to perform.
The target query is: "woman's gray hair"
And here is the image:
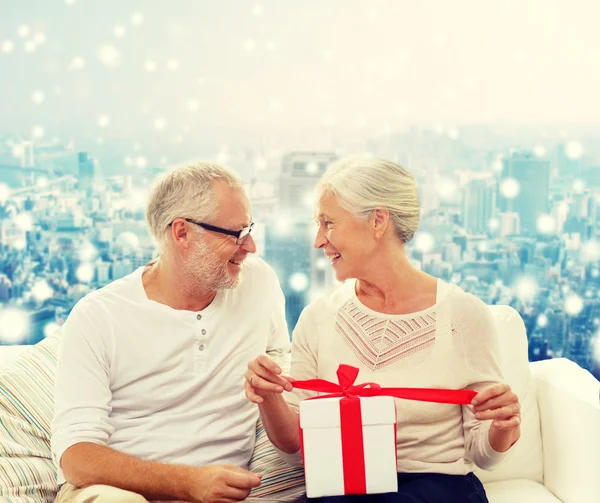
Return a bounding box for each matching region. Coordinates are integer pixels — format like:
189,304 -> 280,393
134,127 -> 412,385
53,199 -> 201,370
145,161 -> 244,250
317,154 -> 420,243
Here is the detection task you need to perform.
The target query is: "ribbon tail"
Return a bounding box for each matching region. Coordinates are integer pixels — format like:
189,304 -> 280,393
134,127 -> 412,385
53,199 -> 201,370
379,387 -> 477,404
292,379 -> 343,394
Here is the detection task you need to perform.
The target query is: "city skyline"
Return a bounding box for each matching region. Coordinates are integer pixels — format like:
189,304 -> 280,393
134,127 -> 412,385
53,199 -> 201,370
1,125 -> 599,380
1,2 -> 599,380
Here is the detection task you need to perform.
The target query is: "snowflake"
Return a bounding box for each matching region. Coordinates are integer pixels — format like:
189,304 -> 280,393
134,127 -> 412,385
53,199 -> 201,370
289,273 -> 309,292
68,56 -> 85,71
536,214 -> 556,235
564,294 -> 583,316
97,115 -> 110,127
33,32 -> 46,45
500,178 -> 520,199
1,40 -> 14,53
32,125 -> 45,139
76,263 -> 94,283
565,140 -> 583,159
581,241 -> 600,263
537,314 -> 548,327
131,13 -> 144,26
31,90 -> 45,104
97,44 -> 121,66
0,309 -> 29,344
571,179 -> 585,193
513,276 -> 538,303
17,25 -> 30,38
114,25 -> 126,38
166,59 -> 180,71
32,280 -> 54,302
414,232 -> 435,253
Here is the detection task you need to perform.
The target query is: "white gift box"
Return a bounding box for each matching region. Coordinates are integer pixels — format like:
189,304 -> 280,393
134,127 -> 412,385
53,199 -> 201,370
299,395 -> 398,498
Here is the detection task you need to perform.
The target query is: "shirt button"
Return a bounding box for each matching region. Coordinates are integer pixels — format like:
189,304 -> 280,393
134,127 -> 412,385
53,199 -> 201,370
201,329 -> 207,335
197,314 -> 202,320
198,344 -> 205,351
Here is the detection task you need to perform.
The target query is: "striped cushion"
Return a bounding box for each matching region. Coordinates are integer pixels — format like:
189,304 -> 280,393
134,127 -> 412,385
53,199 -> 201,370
0,335 -> 59,503
248,350 -> 306,502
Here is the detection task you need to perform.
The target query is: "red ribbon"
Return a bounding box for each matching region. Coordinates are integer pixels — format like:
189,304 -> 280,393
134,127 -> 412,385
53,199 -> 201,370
294,364 -> 477,495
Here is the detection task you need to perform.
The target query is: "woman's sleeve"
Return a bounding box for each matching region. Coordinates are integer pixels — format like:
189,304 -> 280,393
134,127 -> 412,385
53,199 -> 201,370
454,293 -> 517,470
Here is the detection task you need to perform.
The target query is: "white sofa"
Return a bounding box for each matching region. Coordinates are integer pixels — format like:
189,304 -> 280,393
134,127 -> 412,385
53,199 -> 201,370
0,305 -> 598,503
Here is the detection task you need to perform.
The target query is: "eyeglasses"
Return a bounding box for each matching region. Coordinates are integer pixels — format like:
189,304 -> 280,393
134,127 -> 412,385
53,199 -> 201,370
170,218 -> 255,245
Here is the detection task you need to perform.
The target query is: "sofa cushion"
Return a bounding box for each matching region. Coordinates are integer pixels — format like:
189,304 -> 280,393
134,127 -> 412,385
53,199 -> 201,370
0,335 -> 60,503
474,306 -> 544,485
484,479 -> 561,503
248,420 -> 306,502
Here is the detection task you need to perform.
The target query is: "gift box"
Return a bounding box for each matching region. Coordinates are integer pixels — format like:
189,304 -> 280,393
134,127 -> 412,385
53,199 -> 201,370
299,395 -> 398,498
293,364 -> 478,498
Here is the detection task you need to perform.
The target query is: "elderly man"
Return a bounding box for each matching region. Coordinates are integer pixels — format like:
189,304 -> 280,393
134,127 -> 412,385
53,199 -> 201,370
52,162 -> 290,503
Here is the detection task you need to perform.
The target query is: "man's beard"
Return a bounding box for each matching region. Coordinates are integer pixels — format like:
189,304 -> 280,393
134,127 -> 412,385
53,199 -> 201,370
182,238 -> 240,296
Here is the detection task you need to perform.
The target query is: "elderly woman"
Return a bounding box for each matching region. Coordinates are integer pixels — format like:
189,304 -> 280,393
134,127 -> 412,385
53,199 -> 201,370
245,155 -> 520,503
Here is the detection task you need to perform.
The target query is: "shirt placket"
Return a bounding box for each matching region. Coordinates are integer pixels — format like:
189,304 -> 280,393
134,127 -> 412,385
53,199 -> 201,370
193,312 -> 208,374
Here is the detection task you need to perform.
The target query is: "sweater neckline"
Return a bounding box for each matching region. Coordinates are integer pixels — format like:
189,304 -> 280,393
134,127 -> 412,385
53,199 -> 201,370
346,278 -> 455,320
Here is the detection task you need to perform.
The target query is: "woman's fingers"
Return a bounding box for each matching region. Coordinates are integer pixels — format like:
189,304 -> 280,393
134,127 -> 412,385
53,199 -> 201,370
472,383 -> 509,406
473,391 -> 518,413
244,380 -> 265,404
247,357 -> 294,391
475,403 -> 520,421
491,416 -> 521,430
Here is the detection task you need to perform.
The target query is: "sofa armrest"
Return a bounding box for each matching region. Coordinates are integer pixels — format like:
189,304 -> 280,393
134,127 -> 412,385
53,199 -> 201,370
531,358 -> 600,503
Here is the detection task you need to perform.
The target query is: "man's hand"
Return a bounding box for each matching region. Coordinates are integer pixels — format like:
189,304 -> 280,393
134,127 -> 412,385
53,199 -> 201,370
185,465 -> 262,503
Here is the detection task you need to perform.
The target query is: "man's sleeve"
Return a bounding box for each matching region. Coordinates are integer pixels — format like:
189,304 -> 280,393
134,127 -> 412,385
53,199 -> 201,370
51,299 -> 114,468
266,267 -> 291,353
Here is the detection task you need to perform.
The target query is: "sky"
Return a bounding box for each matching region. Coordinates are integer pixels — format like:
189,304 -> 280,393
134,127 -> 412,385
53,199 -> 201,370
1,0 -> 599,158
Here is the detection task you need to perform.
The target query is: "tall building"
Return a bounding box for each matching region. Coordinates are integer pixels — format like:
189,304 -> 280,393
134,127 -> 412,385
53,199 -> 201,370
498,151 -> 551,234
278,152 -> 337,212
263,218 -> 313,332
267,152 -> 338,331
554,143 -> 583,178
462,178 -> 496,233
499,212 -> 520,237
78,152 -> 95,192
0,274 -> 11,301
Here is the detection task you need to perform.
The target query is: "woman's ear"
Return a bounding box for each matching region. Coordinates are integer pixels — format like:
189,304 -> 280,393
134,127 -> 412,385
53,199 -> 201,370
371,207 -> 390,240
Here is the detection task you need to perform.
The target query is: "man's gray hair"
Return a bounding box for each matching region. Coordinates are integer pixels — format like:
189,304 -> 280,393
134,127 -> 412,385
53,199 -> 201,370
145,161 -> 244,250
317,154 -> 420,243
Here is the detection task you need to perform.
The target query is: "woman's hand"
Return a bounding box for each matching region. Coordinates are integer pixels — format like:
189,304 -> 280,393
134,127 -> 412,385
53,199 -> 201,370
245,354 -> 295,404
472,383 -> 521,452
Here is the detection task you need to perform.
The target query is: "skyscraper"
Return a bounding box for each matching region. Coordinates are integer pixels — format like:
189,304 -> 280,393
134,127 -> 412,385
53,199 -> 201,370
270,152 -> 338,331
462,178 -> 496,233
278,152 -> 337,212
77,152 -> 95,192
498,151 -> 551,235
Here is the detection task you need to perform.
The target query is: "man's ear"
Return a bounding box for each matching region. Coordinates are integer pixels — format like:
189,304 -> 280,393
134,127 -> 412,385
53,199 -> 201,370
372,207 -> 390,240
170,219 -> 192,250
